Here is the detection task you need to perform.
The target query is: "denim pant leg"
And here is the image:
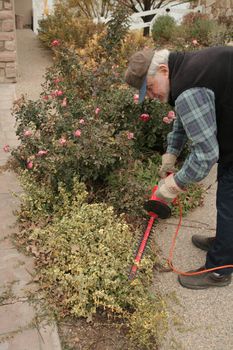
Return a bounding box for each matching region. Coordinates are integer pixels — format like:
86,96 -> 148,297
206,162 -> 233,275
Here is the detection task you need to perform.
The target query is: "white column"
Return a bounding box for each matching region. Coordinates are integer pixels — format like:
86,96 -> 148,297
32,0 -> 54,34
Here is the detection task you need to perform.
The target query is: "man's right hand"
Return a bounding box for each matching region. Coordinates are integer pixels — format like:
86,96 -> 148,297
158,153 -> 177,178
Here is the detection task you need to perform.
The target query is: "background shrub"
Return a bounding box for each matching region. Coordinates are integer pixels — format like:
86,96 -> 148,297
181,12 -> 217,46
38,1 -> 104,48
151,15 -> 177,42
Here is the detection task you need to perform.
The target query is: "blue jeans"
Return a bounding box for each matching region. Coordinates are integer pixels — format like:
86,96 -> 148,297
206,162 -> 233,275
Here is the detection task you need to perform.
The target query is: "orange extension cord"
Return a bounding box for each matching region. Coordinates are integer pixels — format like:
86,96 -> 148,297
168,198 -> 233,276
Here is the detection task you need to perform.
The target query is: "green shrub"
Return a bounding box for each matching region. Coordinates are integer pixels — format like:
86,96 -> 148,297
106,156 -> 161,217
99,4 -> 130,61
106,155 -> 204,218
151,15 -> 177,42
208,22 -> 229,46
181,12 -> 214,46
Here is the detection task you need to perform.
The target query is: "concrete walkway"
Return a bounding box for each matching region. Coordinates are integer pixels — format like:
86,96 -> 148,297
0,30 -> 61,349
155,166 -> 233,350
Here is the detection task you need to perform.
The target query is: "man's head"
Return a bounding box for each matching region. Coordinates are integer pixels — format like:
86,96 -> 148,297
125,49 -> 170,103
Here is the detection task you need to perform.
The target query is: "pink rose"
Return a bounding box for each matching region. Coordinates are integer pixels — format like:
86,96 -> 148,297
61,97 -> 67,107
3,144 -> 10,152
42,95 -> 49,101
51,39 -> 60,47
127,132 -> 134,140
59,137 -> 67,146
23,130 -> 32,137
163,116 -> 172,124
54,78 -> 61,84
95,107 -> 101,115
133,94 -> 139,104
55,90 -> 63,97
74,129 -> 81,137
27,161 -> 33,169
140,113 -> 150,122
37,150 -> 48,157
79,119 -> 85,124
167,110 -> 176,120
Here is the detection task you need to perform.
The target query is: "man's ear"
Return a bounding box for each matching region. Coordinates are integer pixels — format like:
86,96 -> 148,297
158,64 -> 169,77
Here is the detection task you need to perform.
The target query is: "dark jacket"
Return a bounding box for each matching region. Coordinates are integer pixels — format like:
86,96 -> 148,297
168,46 -> 233,164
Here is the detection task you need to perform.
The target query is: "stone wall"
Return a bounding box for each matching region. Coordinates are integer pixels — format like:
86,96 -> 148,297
0,0 -> 16,83
196,0 -> 233,18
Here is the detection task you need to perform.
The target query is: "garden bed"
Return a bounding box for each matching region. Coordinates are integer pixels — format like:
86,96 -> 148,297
6,2 -> 231,349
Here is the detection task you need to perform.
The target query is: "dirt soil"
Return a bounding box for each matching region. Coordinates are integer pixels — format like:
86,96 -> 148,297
58,316 -> 134,350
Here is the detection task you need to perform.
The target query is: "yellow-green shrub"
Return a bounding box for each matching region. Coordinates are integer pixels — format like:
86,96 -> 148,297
19,175 -> 167,349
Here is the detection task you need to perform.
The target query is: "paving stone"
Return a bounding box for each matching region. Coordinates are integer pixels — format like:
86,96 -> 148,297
0,328 -> 41,350
0,242 -> 36,299
0,172 -> 22,194
0,302 -> 35,334
0,193 -> 20,237
0,323 -> 61,350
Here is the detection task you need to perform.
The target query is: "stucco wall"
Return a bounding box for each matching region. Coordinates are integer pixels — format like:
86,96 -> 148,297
14,0 -> 32,28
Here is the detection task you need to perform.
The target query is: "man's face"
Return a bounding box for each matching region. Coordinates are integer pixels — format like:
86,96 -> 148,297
146,64 -> 170,103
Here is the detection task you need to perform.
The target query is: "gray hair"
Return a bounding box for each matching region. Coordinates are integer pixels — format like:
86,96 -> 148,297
147,49 -> 170,76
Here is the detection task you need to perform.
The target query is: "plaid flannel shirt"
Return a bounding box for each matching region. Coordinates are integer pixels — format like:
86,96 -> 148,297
166,87 -> 219,188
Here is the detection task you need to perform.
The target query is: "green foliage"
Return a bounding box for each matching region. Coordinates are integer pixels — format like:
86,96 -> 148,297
13,94 -> 133,189
106,155 -> 204,218
106,156 -> 161,216
97,88 -> 171,153
172,182 -> 204,216
17,172 -> 88,224
99,4 -> 130,61
151,15 -> 177,42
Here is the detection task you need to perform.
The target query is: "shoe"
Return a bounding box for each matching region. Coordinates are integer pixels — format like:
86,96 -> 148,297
192,234 -> 215,251
178,266 -> 232,290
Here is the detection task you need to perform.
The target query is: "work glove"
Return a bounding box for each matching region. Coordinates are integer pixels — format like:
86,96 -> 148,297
159,153 -> 177,178
155,174 -> 184,202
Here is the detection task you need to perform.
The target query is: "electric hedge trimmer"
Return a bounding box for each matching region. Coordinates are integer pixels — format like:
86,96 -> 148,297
129,184 -> 173,280
129,183 -> 233,280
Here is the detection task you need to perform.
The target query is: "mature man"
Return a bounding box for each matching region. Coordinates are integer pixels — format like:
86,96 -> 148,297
125,46 -> 233,289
